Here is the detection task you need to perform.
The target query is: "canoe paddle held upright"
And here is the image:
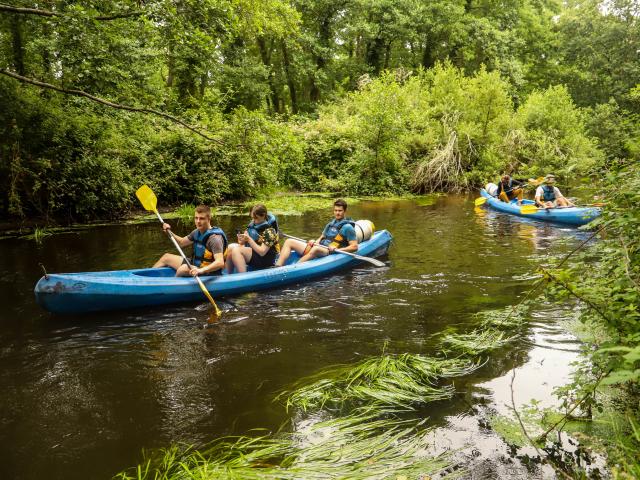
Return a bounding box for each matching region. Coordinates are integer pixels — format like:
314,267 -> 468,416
135,185 -> 222,319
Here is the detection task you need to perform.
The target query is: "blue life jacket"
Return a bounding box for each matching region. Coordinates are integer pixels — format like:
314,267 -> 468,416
321,218 -> 356,248
541,185 -> 556,202
247,213 -> 278,242
246,213 -> 280,253
192,227 -> 228,267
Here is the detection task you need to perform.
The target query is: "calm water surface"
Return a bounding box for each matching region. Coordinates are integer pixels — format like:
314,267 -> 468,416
0,196 -> 596,479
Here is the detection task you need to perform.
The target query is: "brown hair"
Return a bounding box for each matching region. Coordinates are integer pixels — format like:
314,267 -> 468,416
195,205 -> 211,218
250,203 -> 268,218
334,199 -> 348,210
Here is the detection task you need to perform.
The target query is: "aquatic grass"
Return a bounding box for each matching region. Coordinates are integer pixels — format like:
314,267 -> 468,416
23,226 -> 54,243
116,412 -> 457,480
242,193 -> 361,216
478,303 -> 530,330
175,204 -> 197,223
280,353 -> 482,413
442,328 -> 517,355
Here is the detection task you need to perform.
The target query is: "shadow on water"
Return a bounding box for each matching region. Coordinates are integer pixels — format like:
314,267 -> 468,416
0,195 -> 602,479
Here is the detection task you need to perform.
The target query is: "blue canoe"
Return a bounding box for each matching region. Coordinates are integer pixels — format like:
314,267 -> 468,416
480,189 -> 600,226
34,230 -> 393,315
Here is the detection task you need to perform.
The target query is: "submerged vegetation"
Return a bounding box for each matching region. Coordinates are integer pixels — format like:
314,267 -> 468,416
116,354 -> 476,479
441,329 -> 516,356
116,413 -> 453,480
280,354 -> 482,413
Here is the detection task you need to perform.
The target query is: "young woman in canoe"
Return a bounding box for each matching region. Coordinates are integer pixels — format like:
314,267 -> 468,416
274,199 -> 358,267
535,174 -> 575,209
225,204 -> 280,273
153,205 -> 227,277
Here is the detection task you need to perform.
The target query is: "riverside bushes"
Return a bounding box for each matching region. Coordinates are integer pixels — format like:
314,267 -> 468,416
0,64 -> 609,222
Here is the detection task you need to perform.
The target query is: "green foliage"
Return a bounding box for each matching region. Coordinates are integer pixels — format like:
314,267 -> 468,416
1,0 -> 632,217
553,0 -> 640,111
220,107 -> 305,196
541,156 -> 640,477
242,193 -> 360,216
511,85 -> 602,180
584,101 -> 640,166
174,204 -> 196,223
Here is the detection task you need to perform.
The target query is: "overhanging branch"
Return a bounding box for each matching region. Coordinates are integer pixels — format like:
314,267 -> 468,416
0,69 -> 223,144
0,3 -> 143,20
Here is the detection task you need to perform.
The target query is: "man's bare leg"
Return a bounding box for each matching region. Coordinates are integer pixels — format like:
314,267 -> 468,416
299,245 -> 329,263
275,239 -> 307,267
153,253 -> 190,277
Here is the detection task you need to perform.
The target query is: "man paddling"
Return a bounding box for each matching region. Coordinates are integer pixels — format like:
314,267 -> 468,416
153,205 -> 227,277
535,174 -> 574,209
275,199 -> 358,266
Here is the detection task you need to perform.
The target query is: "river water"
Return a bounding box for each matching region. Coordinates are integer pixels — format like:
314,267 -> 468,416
0,196 -> 599,479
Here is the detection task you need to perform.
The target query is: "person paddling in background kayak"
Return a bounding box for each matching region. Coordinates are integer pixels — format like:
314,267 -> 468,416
225,204 -> 279,273
496,174 -> 525,205
153,205 -> 227,277
275,199 -> 358,267
535,174 -> 575,209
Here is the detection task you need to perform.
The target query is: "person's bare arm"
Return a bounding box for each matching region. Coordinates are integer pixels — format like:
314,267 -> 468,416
162,223 -> 193,247
339,239 -> 358,253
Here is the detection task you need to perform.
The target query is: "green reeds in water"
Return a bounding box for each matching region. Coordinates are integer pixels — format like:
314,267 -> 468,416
26,226 -> 53,243
116,412 -> 455,480
442,328 -> 516,355
175,204 -> 197,223
478,303 -> 530,330
280,353 -> 482,413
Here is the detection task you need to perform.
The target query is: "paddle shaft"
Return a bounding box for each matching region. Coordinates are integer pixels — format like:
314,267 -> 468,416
153,210 -> 192,265
282,233 -> 385,267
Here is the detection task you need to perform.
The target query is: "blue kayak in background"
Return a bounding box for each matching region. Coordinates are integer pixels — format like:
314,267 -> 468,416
34,230 -> 392,315
480,189 -> 600,226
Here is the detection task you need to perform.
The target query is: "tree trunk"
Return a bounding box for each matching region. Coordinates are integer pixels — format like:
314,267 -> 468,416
366,36 -> 385,74
199,73 -> 207,98
165,48 -> 174,87
11,16 -> 25,76
257,36 -> 280,114
383,41 -> 392,70
310,16 -> 331,103
422,34 -> 435,69
281,40 -> 298,114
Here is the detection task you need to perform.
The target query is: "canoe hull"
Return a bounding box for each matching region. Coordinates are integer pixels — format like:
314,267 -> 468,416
480,190 -> 600,226
35,230 -> 393,314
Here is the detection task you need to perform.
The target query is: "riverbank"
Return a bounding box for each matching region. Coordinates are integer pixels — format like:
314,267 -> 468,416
0,191 -> 437,240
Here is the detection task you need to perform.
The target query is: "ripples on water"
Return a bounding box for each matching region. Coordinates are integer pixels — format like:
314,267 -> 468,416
0,196 -> 602,479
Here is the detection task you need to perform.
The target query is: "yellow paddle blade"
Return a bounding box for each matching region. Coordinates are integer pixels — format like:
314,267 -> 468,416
520,205 -> 539,214
527,177 -> 545,186
135,184 -> 157,212
474,197 -> 488,207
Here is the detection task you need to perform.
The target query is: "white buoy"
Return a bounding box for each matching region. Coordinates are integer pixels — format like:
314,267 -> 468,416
354,220 -> 375,243
486,182 -> 498,197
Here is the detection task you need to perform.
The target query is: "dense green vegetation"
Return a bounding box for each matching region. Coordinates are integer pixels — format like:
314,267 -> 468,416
1,0 -> 638,220
2,0 -> 639,476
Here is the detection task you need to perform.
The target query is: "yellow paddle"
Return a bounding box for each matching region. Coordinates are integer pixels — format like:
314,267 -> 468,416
474,177 -> 544,207
520,205 -> 541,214
136,185 -> 222,318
